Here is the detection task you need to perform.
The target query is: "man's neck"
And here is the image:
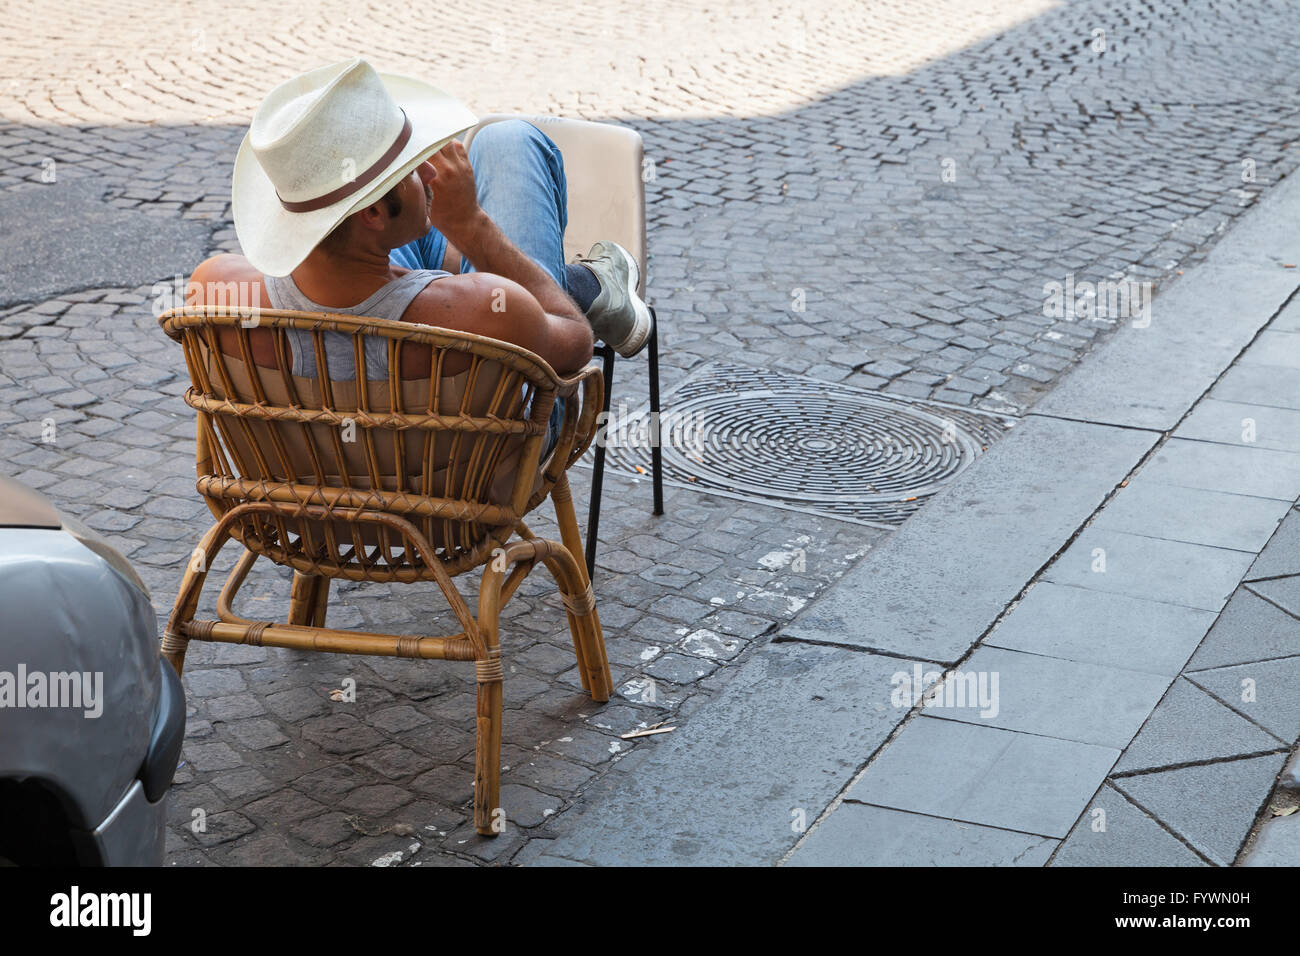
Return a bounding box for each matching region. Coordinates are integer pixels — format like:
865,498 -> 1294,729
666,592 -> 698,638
290,246 -> 401,308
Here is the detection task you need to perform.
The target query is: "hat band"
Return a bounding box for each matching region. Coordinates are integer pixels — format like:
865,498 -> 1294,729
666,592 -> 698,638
277,111 -> 413,213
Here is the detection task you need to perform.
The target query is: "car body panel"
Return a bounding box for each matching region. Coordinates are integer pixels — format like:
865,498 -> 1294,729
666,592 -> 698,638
89,779 -> 168,867
0,475 -> 61,529
0,525 -> 160,831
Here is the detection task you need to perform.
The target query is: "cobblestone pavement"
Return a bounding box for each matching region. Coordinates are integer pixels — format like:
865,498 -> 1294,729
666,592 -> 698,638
1,0 -> 1298,864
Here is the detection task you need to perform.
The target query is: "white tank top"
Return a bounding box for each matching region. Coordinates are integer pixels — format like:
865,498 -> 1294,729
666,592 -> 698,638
263,269 -> 451,380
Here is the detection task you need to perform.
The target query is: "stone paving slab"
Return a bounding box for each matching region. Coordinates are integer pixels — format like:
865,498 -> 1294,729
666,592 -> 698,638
789,802 -> 1056,867
1175,399 -> 1300,455
1136,438 -> 1300,502
528,640 -> 913,866
1273,298 -> 1300,333
1031,164 -> 1300,427
1239,330 -> 1300,371
1089,482 -> 1290,554
1051,783 -> 1209,867
1033,260 -> 1300,430
1244,508 -> 1300,581
1246,575 -> 1300,619
845,716 -> 1119,839
1185,657 -> 1300,743
1112,754 -> 1287,865
985,582 -> 1214,676
1112,677 -> 1283,774
1213,363 -> 1300,412
1241,747 -> 1300,865
1190,582 -> 1300,671
781,416 -> 1156,662
1042,528 -> 1255,612
923,645 -> 1170,749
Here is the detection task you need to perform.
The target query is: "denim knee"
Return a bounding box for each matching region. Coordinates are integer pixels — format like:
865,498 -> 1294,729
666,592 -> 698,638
469,118 -> 553,163
468,119 -> 568,238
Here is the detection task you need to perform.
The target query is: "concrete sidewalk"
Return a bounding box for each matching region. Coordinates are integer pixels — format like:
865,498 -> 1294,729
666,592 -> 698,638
525,162 -> 1300,867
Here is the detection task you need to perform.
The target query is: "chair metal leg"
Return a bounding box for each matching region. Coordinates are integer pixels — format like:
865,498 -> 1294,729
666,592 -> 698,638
585,344 -> 616,580
585,308 -> 665,577
648,306 -> 664,516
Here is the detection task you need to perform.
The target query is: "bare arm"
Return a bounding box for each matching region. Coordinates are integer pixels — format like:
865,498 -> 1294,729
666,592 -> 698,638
426,141 -> 593,372
450,209 -> 581,322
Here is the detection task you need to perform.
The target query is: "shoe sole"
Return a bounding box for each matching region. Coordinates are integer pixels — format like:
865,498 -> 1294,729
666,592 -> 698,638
610,244 -> 652,358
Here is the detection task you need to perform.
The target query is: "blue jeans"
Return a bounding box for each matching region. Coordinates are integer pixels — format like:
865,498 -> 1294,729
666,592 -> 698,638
392,119 -> 570,454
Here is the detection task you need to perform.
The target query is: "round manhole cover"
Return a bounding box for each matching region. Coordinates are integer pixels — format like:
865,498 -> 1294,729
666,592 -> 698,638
660,389 -> 985,507
586,362 -> 1016,526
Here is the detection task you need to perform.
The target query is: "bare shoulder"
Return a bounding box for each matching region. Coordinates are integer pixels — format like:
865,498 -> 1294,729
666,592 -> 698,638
191,253 -> 259,283
185,254 -> 267,314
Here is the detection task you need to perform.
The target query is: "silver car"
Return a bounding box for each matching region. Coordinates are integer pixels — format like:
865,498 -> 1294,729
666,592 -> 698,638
0,475 -> 184,865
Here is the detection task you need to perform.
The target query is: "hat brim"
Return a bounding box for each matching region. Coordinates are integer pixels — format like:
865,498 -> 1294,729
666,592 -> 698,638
232,72 -> 477,277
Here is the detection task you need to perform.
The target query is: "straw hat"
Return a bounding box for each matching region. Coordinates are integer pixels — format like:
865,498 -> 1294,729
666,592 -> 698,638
232,57 -> 477,276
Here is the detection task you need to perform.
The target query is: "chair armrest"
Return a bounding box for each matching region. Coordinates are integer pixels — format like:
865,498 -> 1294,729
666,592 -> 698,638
535,361 -> 604,498
564,361 -> 605,469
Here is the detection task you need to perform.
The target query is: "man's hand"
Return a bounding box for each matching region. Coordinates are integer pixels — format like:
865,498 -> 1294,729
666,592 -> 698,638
418,134 -> 593,373
426,140 -> 487,246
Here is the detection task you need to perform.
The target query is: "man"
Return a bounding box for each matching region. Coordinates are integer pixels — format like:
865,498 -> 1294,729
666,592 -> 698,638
189,57 -> 651,391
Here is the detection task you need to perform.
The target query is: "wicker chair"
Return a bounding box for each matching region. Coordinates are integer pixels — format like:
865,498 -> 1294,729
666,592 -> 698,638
157,304 -> 612,836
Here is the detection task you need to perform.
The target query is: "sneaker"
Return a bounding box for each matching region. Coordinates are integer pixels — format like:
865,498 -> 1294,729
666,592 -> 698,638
571,240 -> 653,358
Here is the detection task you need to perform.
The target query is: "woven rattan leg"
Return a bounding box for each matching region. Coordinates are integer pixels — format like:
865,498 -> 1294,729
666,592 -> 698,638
162,518 -> 236,676
288,572 -> 330,628
473,667 -> 503,836
541,545 -> 612,702
551,475 -> 595,692
160,617 -> 191,677
542,482 -> 612,702
474,560 -> 510,837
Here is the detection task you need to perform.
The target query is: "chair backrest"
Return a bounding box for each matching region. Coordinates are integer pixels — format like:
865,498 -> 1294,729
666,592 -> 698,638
463,115 -> 648,296
159,306 -> 571,579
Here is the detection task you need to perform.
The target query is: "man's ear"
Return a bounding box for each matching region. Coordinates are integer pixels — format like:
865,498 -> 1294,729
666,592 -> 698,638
351,202 -> 388,233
